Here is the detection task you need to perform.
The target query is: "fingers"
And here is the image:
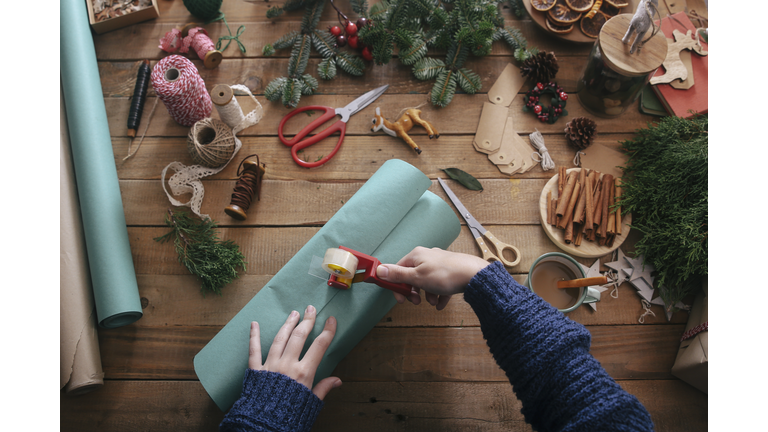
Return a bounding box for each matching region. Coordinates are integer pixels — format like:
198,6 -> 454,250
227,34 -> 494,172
435,294 -> 452,311
282,305 -> 317,360
312,377 -> 342,401
425,291 -> 438,307
302,316 -> 337,366
267,310 -> 300,361
248,321 -> 262,370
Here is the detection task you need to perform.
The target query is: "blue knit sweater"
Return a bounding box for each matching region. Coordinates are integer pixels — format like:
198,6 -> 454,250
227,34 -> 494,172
220,261 -> 653,431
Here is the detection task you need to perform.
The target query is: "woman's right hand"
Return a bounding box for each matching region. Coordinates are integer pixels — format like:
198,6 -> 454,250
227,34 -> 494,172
376,247 -> 490,311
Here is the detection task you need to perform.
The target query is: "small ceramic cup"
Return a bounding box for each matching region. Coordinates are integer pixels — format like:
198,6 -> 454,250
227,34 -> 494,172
525,252 -> 601,313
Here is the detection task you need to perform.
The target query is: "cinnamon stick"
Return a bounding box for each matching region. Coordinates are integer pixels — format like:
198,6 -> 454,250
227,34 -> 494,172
574,223 -> 584,246
557,181 -> 581,230
606,181 -> 616,235
599,174 -> 614,239
592,177 -> 603,233
573,169 -> 588,225
584,171 -> 595,234
564,219 -> 574,244
556,172 -> 577,217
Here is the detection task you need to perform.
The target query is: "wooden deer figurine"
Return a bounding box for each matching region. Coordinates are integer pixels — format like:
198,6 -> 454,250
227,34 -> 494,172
371,107 -> 439,154
649,29 -> 708,85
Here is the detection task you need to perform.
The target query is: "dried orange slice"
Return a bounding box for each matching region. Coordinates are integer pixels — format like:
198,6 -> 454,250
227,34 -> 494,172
531,0 -> 557,12
604,0 -> 629,7
599,1 -> 622,17
580,10 -> 608,38
546,18 -> 575,34
548,0 -> 582,24
565,0 -> 595,13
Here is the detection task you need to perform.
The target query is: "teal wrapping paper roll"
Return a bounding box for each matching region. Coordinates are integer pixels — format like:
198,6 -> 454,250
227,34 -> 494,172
60,0 -> 142,328
194,160 -> 461,411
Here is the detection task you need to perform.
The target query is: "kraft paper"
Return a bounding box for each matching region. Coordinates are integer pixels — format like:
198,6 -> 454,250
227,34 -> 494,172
60,87 -> 104,395
194,160 -> 461,411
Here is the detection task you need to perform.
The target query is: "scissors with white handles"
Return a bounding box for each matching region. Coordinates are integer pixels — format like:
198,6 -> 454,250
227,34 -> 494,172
438,177 -> 521,268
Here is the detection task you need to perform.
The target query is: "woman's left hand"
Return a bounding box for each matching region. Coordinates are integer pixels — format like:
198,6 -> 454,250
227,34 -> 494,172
248,305 -> 341,400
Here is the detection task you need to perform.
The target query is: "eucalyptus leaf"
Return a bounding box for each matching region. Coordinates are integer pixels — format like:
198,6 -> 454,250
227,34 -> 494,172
441,168 -> 483,191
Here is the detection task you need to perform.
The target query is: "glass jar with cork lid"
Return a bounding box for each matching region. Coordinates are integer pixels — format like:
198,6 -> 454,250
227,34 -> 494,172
576,14 -> 667,117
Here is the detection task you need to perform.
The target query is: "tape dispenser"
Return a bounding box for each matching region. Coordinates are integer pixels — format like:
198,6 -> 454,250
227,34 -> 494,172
321,246 -> 413,297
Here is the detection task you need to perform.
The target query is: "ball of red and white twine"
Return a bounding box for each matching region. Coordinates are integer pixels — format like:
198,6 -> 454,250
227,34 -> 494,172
151,55 -> 212,127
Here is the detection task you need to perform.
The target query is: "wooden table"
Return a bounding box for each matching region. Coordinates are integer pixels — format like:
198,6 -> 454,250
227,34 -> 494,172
61,1 -> 708,430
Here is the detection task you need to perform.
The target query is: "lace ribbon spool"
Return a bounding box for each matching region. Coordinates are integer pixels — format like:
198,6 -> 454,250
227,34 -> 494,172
225,155 -> 266,221
151,55 -> 212,127
187,118 -> 236,168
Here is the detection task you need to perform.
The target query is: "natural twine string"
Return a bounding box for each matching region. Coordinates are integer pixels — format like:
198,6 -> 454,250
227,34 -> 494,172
529,129 -> 555,171
187,118 -> 236,168
638,299 -> 655,324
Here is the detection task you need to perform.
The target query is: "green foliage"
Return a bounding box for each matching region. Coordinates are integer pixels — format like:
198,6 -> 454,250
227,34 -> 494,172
264,0 -> 366,108
154,209 -> 246,297
266,6 -> 284,19
262,44 -> 275,57
442,168 -> 483,191
618,115 -> 708,311
506,0 -> 526,18
264,0 -> 536,108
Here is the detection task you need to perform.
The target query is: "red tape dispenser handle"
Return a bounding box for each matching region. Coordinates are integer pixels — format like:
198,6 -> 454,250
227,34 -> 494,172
322,246 -> 413,297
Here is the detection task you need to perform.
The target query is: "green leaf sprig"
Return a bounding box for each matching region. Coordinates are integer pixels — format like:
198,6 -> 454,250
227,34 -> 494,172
154,209 -> 247,297
442,168 -> 483,191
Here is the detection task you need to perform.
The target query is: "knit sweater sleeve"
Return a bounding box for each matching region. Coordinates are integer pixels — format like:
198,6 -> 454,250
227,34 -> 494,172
219,369 -> 324,432
463,261 -> 654,432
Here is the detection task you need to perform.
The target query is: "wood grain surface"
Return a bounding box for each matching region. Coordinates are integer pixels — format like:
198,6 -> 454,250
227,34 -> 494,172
60,1 -> 707,431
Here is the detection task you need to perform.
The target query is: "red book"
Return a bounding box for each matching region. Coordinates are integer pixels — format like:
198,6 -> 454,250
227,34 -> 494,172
650,12 -> 708,118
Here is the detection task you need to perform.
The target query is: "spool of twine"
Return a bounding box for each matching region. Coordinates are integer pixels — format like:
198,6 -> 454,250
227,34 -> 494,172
187,118 -> 236,168
151,55 -> 212,127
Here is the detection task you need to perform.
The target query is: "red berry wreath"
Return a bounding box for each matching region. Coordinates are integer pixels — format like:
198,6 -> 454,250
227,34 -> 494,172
522,82 -> 569,124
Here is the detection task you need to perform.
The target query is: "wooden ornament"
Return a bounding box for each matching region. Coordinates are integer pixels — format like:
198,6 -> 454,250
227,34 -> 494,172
649,29 -> 708,85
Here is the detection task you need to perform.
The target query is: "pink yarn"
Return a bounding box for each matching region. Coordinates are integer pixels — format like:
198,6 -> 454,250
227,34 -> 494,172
151,55 -> 212,127
159,27 -> 216,61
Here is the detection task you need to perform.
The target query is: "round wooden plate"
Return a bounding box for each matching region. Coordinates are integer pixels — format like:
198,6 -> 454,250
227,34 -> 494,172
539,168 -> 631,258
523,0 -> 639,44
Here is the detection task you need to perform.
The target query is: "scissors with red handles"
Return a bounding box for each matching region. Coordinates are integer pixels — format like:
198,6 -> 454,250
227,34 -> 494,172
278,84 -> 389,168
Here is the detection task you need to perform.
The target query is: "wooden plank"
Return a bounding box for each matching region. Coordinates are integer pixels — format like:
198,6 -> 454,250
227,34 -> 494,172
113,134 -> 631,181
120,179 -> 548,226
104,93 -> 655,139
96,325 -> 684,381
60,380 -> 706,432
99,55 -> 591,98
128,225 -> 650,277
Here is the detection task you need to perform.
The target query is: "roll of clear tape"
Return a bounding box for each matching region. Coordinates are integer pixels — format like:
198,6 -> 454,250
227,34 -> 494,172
321,248 -> 358,279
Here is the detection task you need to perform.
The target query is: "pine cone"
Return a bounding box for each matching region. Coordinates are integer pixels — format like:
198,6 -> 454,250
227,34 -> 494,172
564,117 -> 597,149
520,51 -> 559,84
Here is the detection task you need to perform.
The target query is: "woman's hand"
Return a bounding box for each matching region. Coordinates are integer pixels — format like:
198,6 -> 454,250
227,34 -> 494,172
248,305 -> 341,400
377,247 -> 490,310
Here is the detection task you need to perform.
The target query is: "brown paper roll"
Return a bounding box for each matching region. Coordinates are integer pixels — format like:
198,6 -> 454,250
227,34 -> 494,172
60,87 -> 104,395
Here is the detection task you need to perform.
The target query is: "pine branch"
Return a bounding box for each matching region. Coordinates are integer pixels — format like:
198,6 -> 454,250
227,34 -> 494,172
431,69 -> 457,107
154,209 -> 246,297
317,57 -> 337,79
288,34 -> 312,78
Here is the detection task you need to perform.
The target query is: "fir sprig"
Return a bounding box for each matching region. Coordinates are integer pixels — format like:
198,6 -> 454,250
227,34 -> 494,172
618,115 -> 708,312
154,209 -> 247,297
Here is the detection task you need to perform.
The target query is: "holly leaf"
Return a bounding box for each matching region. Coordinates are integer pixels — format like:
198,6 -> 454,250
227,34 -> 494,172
441,168 -> 483,191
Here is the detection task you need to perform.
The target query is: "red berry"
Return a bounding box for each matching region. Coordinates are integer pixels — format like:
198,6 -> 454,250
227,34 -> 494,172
336,34 -> 347,47
348,35 -> 359,49
329,25 -> 342,36
534,105 -> 542,114
356,17 -> 369,29
345,22 -> 358,36
536,83 -> 544,90
362,46 -> 373,61
560,92 -> 568,101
